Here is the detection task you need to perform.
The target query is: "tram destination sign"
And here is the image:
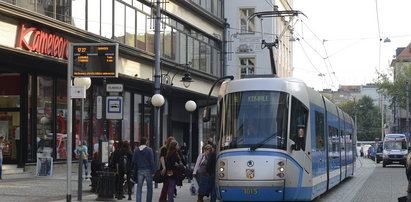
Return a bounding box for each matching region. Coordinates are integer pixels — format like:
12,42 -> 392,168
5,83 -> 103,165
72,43 -> 118,77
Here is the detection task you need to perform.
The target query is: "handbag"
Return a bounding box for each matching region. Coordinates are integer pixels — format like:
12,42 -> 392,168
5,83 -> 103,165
153,169 -> 164,183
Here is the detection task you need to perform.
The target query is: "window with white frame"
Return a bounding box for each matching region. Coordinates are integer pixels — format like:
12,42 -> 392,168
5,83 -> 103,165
240,8 -> 255,33
240,57 -> 255,78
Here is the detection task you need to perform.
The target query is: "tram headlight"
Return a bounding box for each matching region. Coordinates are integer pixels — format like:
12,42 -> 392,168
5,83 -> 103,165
277,167 -> 285,173
278,161 -> 285,167
277,173 -> 285,178
218,160 -> 227,179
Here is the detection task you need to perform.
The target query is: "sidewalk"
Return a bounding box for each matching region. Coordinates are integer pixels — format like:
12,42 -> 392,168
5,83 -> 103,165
0,170 -> 210,202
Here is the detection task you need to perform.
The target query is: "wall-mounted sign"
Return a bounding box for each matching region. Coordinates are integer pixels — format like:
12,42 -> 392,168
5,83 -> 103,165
106,84 -> 123,92
106,96 -> 123,120
16,23 -> 69,59
72,43 -> 118,77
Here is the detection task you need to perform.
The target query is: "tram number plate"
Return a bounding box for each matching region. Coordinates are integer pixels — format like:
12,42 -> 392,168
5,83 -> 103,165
393,161 -> 399,164
243,188 -> 258,195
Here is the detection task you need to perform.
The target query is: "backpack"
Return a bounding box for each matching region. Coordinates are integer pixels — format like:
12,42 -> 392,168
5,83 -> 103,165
117,153 -> 128,173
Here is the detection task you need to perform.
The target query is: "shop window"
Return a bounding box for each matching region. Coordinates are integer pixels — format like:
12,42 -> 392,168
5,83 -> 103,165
143,96 -> 152,147
56,79 -> 67,160
36,76 -> 54,159
134,94 -> 142,145
146,21 -> 155,53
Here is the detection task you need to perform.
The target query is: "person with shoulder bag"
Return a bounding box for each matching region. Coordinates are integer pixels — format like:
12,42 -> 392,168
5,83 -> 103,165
193,144 -> 213,202
165,141 -> 183,202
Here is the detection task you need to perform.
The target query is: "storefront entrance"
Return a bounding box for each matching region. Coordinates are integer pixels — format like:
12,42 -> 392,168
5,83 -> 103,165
0,73 -> 21,164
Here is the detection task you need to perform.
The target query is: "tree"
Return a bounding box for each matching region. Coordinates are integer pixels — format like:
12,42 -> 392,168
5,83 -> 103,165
338,96 -> 381,141
375,64 -> 411,111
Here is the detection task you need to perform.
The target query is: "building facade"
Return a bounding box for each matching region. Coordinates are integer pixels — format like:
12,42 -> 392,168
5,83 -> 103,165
0,0 -> 224,168
224,0 -> 294,79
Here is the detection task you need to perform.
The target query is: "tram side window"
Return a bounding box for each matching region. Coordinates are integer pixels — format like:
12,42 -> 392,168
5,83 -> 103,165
290,97 -> 308,151
328,126 -> 339,158
315,111 -> 325,151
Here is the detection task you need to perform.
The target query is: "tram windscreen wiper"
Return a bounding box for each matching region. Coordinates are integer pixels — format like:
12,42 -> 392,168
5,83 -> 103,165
250,131 -> 279,151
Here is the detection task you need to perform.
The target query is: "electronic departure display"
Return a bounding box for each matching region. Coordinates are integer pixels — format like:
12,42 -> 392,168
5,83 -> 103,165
72,43 -> 118,77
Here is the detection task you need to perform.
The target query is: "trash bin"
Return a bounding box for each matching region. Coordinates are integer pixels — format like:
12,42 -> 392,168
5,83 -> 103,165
96,171 -> 116,200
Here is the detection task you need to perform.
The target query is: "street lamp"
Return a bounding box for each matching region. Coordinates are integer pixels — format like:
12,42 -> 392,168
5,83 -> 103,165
151,93 -> 164,188
185,100 -> 196,183
73,77 -> 91,201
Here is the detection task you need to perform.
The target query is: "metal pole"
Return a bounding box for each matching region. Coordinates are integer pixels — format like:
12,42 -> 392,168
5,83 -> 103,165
67,44 -> 73,202
381,93 -> 384,142
153,0 -> 162,189
77,99 -> 84,201
188,113 -> 192,183
406,82 -> 410,135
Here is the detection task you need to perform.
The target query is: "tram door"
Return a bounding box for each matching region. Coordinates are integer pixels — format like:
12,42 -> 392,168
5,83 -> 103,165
0,74 -> 21,165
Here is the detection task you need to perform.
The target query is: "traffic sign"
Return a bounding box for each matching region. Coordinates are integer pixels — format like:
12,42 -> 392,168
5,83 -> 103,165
106,96 -> 123,119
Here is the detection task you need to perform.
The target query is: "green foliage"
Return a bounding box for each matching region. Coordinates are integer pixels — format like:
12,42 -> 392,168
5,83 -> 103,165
375,64 -> 411,109
338,96 -> 381,141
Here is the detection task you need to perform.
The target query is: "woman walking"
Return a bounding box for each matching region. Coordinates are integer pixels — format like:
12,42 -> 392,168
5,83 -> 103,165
193,144 -> 213,202
165,141 -> 183,202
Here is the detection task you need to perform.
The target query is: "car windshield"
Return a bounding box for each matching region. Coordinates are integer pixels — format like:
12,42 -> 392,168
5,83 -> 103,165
384,141 -> 407,150
219,91 -> 289,151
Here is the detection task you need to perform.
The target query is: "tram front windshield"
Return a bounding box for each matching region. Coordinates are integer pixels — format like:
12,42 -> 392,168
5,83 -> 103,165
220,91 -> 289,151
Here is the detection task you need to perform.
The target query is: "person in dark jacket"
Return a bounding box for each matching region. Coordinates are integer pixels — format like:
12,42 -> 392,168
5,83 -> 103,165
159,136 -> 176,202
90,152 -> 102,193
406,152 -> 411,202
206,148 -> 217,202
133,137 -> 155,202
122,141 -> 134,200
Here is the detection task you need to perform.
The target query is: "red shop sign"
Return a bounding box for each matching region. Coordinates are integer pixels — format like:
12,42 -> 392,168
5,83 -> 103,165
16,23 -> 69,59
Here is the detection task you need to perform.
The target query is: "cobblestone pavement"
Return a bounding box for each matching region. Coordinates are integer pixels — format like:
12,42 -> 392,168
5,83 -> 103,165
0,158 -> 407,202
315,157 -> 408,202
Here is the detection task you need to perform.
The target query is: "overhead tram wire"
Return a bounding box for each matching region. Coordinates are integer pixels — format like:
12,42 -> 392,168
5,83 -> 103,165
296,39 -> 330,88
375,0 -> 382,71
264,0 -> 274,8
300,20 -> 339,87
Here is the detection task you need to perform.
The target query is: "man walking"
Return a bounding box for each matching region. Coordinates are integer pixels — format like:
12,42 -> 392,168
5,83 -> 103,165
133,137 -> 155,202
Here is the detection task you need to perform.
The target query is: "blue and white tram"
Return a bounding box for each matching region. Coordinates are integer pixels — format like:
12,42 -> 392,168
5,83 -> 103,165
215,77 -> 356,201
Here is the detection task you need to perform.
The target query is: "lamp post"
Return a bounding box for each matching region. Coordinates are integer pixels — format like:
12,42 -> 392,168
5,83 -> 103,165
185,100 -> 196,183
151,94 -> 164,188
73,77 -> 91,201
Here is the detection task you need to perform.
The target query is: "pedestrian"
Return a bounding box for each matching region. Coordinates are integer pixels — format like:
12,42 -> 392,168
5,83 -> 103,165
133,137 -> 155,202
193,144 -> 213,202
406,151 -> 411,202
122,141 -> 134,200
109,141 -> 127,200
159,136 -> 176,202
180,142 -> 189,165
205,147 -> 217,202
74,141 -> 89,179
0,136 -> 7,180
90,152 -> 101,193
165,141 -> 184,202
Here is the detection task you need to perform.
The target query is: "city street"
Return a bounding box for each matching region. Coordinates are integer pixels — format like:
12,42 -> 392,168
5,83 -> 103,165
0,158 -> 408,202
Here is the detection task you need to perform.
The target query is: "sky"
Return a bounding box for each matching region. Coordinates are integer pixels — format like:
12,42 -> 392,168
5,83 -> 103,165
291,0 -> 411,91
